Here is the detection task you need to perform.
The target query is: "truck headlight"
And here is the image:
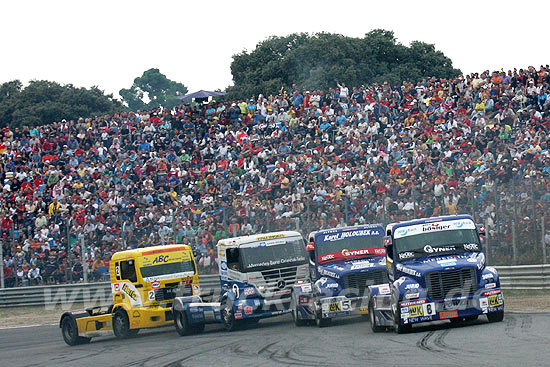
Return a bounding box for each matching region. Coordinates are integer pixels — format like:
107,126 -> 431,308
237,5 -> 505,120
297,280 -> 304,284
258,286 -> 265,291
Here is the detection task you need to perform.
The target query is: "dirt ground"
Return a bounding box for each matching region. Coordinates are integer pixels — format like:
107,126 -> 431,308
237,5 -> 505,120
1,291 -> 548,328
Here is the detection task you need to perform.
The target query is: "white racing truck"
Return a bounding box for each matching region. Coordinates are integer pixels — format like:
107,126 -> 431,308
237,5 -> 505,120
171,231 -> 309,334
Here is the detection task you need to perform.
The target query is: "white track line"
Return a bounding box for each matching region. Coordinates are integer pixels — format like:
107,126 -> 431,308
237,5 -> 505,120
0,323 -> 57,330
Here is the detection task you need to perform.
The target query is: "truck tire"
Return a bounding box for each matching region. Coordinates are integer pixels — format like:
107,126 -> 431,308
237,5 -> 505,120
113,309 -> 138,339
61,317 -> 91,346
291,292 -> 307,327
369,300 -> 384,332
487,310 -> 504,323
222,298 -> 239,332
174,310 -> 191,336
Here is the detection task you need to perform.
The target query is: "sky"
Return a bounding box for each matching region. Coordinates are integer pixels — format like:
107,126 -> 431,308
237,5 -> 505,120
1,0 -> 549,99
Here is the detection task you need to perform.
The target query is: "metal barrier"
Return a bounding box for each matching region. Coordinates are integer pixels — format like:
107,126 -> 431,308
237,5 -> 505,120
0,274 -> 220,308
1,266 -> 549,308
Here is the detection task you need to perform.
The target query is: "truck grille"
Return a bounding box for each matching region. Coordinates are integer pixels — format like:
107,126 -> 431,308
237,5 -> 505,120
343,270 -> 389,297
425,267 -> 477,300
258,266 -> 299,295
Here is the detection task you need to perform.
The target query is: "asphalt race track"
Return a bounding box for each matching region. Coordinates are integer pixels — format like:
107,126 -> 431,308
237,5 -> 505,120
1,312 -> 547,367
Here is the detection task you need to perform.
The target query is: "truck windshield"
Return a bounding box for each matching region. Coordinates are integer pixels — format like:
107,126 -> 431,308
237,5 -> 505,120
394,227 -> 481,261
140,259 -> 195,282
240,238 -> 307,272
316,235 -> 385,263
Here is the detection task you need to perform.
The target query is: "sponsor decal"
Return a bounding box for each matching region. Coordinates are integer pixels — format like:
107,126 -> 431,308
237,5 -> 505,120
482,273 -> 494,280
399,251 -> 415,260
244,306 -> 253,315
485,282 -> 496,289
318,268 -> 340,279
483,289 -> 501,296
247,255 -> 306,269
396,264 -> 421,277
424,245 -> 456,254
463,243 -> 479,251
400,299 -> 427,307
112,283 -> 121,292
256,234 -> 285,241
378,285 -> 391,295
122,283 -> 137,301
401,306 -> 409,313
405,283 -> 419,290
488,294 -> 503,307
405,292 -> 420,299
320,229 -> 382,243
318,247 -> 385,264
350,261 -> 375,270
422,223 -> 452,233
234,312 -> 243,319
220,261 -> 228,271
408,304 -> 424,317
301,283 -> 312,292
306,242 -> 315,251
232,284 -> 240,298
479,297 -> 489,309
193,285 -> 200,295
394,219 -> 476,239
275,289 -> 291,295
243,287 -> 255,296
325,283 -> 339,288
151,281 -> 161,289
439,310 -> 458,319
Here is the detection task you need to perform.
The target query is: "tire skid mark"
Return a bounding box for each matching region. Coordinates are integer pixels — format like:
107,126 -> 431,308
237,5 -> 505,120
255,340 -> 321,366
161,341 -> 236,367
417,330 -> 437,352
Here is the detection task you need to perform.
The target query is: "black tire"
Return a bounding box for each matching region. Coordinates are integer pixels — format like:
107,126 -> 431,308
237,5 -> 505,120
61,317 -> 91,346
393,302 -> 412,334
291,292 -> 307,327
487,310 -> 504,323
113,309 -> 133,339
222,298 -> 238,332
174,310 -> 192,336
369,300 -> 384,332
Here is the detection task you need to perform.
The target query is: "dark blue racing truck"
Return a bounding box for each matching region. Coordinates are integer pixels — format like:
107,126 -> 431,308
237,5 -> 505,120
368,215 -> 504,333
291,224 -> 388,327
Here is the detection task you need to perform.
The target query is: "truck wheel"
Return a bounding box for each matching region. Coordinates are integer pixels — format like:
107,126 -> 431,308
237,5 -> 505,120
113,309 -> 133,339
369,300 -> 384,332
174,310 -> 193,336
291,292 -> 307,326
222,299 -> 238,332
487,310 -> 504,323
61,317 -> 91,346
393,302 -> 411,334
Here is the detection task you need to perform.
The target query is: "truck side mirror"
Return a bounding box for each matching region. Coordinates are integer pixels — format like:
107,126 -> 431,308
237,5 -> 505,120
306,242 -> 315,252
477,224 -> 485,236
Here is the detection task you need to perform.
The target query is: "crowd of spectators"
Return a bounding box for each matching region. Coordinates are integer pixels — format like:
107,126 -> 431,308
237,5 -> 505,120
2,65 -> 550,286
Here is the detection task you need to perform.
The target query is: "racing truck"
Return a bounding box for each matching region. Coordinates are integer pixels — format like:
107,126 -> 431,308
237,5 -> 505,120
60,244 -> 200,345
291,224 -> 388,327
368,215 -> 504,333
171,231 -> 309,335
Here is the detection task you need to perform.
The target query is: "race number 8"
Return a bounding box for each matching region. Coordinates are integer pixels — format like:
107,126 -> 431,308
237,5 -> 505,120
423,302 -> 436,316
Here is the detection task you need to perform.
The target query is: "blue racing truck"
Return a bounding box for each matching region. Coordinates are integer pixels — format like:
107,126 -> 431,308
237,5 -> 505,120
291,224 -> 388,327
368,215 -> 504,333
171,231 -> 309,335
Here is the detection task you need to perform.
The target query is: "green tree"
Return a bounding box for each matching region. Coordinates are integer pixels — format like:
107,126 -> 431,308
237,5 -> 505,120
119,68 -> 188,111
0,80 -> 123,128
227,30 -> 461,98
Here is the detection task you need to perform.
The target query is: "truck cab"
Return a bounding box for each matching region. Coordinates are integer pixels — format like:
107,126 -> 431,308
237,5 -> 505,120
171,231 -> 309,334
291,224 -> 387,327
60,245 -> 199,345
368,215 -> 504,333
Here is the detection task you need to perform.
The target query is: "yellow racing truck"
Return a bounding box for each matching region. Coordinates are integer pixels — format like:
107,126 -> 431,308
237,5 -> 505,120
60,244 -> 200,346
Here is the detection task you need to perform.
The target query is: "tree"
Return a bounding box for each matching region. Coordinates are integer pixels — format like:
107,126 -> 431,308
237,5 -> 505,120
227,30 -> 461,98
0,80 -> 124,128
119,68 -> 188,111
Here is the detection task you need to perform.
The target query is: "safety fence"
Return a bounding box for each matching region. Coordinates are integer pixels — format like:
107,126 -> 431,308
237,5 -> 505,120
1,266 -> 549,309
